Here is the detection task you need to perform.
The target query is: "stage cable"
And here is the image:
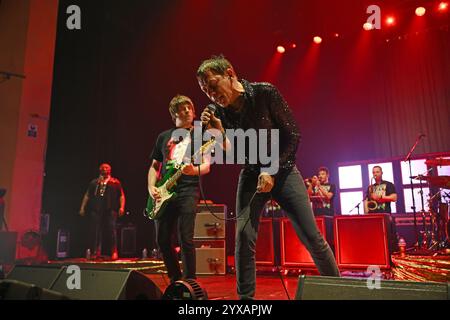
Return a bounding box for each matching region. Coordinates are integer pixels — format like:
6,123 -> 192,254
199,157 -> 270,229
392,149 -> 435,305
269,194 -> 291,300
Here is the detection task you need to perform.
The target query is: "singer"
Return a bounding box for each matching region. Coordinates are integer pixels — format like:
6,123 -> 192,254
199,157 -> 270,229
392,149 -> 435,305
147,94 -> 211,283
197,55 -> 340,300
79,163 -> 125,260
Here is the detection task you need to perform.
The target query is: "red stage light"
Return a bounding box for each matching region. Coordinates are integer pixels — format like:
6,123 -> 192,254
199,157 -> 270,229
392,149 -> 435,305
438,2 -> 448,11
313,36 -> 322,44
276,45 -> 285,53
386,16 -> 395,26
334,33 -> 340,38
415,7 -> 426,16
290,43 -> 297,49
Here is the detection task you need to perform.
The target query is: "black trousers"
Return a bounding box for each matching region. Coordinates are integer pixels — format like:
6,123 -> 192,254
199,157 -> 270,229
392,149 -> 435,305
235,167 -> 340,299
155,193 -> 198,283
89,209 -> 118,256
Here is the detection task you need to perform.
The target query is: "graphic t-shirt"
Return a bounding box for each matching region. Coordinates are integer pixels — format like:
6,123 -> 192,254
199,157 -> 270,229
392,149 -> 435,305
365,180 -> 396,213
150,128 -> 199,194
311,183 -> 336,216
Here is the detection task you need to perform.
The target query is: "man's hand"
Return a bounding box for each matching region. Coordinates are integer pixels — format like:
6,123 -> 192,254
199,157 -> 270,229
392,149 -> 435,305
371,193 -> 382,201
201,107 -> 224,131
149,186 -> 161,201
79,208 -> 85,217
257,173 -> 275,193
119,208 -> 125,217
181,164 -> 199,176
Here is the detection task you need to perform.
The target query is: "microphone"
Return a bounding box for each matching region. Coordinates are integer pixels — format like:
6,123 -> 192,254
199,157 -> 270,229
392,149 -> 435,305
419,133 -> 426,138
202,104 -> 217,127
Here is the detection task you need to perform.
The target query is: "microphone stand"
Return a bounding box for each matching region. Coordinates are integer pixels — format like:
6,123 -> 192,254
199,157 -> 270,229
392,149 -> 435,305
403,134 -> 425,250
349,200 -> 363,215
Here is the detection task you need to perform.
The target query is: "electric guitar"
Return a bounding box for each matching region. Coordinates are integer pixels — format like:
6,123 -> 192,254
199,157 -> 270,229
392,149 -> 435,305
144,138 -> 215,220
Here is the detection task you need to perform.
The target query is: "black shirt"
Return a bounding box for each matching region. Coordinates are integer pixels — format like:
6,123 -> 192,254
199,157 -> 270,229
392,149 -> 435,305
150,128 -> 199,193
86,177 -> 123,213
365,180 -> 396,213
213,79 -> 301,175
311,183 -> 336,216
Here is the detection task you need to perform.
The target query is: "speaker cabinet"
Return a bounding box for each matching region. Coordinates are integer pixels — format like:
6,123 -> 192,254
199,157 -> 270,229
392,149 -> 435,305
50,268 -> 162,300
0,232 -> 17,264
6,265 -> 64,288
295,275 -> 449,300
0,279 -> 68,300
194,203 -> 227,274
194,212 -> 225,238
280,216 -> 333,268
120,224 -> 136,256
194,240 -> 225,275
334,214 -> 392,269
256,218 -> 276,265
7,265 -> 162,300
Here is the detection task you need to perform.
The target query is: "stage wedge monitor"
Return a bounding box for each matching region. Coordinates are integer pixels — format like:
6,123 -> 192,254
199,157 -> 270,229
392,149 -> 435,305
295,275 -> 449,300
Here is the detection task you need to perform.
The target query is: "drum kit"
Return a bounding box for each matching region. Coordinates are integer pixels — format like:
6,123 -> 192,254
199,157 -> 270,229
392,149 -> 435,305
412,158 -> 450,251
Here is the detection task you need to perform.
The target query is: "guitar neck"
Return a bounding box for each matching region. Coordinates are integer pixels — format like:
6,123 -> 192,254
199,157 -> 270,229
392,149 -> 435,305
166,165 -> 185,190
164,139 -> 213,190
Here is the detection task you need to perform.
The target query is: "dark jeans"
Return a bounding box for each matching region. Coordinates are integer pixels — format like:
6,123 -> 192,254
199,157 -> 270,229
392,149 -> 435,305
89,209 -> 118,256
155,194 -> 197,283
235,166 -> 340,299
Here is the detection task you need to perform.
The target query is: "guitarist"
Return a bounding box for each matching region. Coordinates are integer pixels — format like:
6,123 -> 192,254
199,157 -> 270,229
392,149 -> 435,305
148,95 -> 211,283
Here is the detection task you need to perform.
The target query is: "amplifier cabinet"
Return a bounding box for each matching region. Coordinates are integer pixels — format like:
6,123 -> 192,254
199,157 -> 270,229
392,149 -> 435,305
195,204 -> 227,239
256,218 -> 276,266
334,214 -> 392,270
280,216 -> 333,268
194,240 -> 225,275
194,203 -> 227,274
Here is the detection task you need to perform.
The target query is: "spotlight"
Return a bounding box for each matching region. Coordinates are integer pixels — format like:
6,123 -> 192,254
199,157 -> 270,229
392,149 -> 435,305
385,16 -> 395,26
334,33 -> 340,38
363,22 -> 374,30
276,45 -> 285,53
313,36 -> 322,44
438,2 -> 448,11
162,279 -> 208,300
290,43 -> 297,49
415,7 -> 426,16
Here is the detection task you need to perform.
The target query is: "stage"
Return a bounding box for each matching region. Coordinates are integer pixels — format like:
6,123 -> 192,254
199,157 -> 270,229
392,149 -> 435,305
34,251 -> 449,300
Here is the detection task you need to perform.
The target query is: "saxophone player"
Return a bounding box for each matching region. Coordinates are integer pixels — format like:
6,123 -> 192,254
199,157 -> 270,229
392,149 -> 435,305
364,166 -> 397,214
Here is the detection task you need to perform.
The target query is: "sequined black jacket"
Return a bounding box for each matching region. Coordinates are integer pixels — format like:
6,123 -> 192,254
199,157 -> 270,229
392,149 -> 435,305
214,79 -> 301,175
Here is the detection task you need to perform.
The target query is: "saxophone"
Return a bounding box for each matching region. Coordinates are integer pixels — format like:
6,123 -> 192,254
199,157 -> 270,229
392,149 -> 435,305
367,177 -> 378,211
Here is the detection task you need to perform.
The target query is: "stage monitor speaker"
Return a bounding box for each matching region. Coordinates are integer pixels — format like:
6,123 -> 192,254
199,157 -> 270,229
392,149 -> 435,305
0,279 -> 69,300
295,275 -> 449,300
6,265 -> 64,288
0,231 -> 17,264
49,268 -> 163,300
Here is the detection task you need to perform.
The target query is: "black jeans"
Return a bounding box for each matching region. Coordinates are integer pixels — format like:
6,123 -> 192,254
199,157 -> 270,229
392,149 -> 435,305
235,166 -> 340,299
90,209 -> 118,256
155,194 -> 197,283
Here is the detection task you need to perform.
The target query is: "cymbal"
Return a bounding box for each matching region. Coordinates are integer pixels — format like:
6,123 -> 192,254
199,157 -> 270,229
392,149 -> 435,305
425,158 -> 450,166
412,175 -> 450,189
